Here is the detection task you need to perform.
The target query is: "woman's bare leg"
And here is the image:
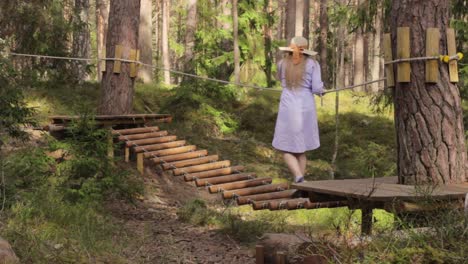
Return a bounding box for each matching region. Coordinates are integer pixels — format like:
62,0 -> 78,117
296,153 -> 307,176
283,152 -> 302,179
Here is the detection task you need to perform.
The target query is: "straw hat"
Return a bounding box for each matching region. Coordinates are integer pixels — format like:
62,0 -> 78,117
279,36 -> 317,56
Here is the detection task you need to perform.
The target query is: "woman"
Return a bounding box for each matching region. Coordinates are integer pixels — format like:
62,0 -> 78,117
272,36 -> 324,183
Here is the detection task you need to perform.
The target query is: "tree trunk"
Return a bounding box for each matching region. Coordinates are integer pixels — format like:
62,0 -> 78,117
72,0 -> 91,83
391,0 -> 467,184
99,0 -> 141,115
353,26 -> 364,90
138,0 -> 153,83
285,0 -> 296,42
96,0 -> 109,82
232,0 -> 240,84
183,0 -> 197,81
264,0 -> 273,87
161,0 -> 171,85
302,0 -> 310,45
153,0 -> 161,82
371,2 -> 382,92
319,0 -> 328,85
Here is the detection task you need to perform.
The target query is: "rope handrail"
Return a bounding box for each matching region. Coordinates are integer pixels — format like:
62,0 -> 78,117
7,50 -> 461,95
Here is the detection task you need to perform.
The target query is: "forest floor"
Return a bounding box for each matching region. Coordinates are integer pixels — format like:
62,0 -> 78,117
104,165 -> 255,264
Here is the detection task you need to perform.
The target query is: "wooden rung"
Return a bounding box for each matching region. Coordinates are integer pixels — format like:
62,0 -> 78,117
301,200 -> 348,210
143,145 -> 196,158
152,150 -> 208,164
112,126 -> 159,135
195,173 -> 257,187
252,199 -> 287,210
269,198 -> 309,211
236,190 -> 299,205
183,166 -> 244,182
133,139 -> 183,153
162,155 -> 219,170
118,131 -> 169,141
208,178 -> 272,193
221,183 -> 289,199
173,160 -> 231,176
125,132 -> 171,147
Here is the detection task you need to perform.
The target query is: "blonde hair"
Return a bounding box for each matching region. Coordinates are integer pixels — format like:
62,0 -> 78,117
283,54 -> 306,89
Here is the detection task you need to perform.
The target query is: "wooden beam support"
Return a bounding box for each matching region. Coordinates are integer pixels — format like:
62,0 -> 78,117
446,28 -> 459,82
397,27 -> 411,83
383,33 -> 395,87
113,44 -> 123,73
425,28 -> 440,83
125,146 -> 130,162
255,245 -> 264,264
137,153 -> 144,175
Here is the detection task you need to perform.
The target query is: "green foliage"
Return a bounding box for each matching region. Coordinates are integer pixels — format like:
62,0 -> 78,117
0,40 -> 35,144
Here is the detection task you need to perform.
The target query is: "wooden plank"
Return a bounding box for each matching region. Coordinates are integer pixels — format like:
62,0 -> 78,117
208,177 -> 272,193
163,155 -> 219,170
143,145 -> 197,158
383,33 -> 395,87
196,173 -> 256,187
118,131 -> 169,141
446,28 -> 459,82
397,27 -> 411,83
173,160 -> 231,176
183,166 -> 245,181
133,140 -> 187,153
113,45 -> 123,73
125,146 -> 130,162
425,28 -> 440,83
129,49 -> 137,78
151,150 -> 208,164
112,126 -> 159,135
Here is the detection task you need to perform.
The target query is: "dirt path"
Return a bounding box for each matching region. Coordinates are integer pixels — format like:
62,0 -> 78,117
107,167 -> 255,264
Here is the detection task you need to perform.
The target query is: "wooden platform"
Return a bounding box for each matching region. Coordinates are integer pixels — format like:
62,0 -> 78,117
49,114 -> 172,126
292,177 -> 468,235
292,176 -> 468,202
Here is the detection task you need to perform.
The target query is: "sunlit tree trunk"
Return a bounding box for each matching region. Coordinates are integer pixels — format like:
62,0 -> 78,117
96,0 -> 109,81
138,0 -> 153,83
264,0 -> 273,87
183,0 -> 197,81
353,0 -> 365,91
370,2 -> 382,92
285,0 -> 296,42
72,0 -> 90,83
319,0 -> 328,85
391,0 -> 467,184
161,0 -> 170,85
232,0 -> 240,84
99,0 -> 141,114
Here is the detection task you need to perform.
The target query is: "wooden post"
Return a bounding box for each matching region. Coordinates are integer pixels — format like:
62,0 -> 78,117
137,153 -> 144,175
446,28 -> 459,83
255,245 -> 264,264
125,146 -> 130,162
397,27 -> 410,83
275,251 -> 286,264
107,128 -> 114,159
129,49 -> 138,78
113,44 -> 123,73
383,33 -> 395,87
101,49 -> 106,72
425,28 -> 440,83
361,207 -> 373,236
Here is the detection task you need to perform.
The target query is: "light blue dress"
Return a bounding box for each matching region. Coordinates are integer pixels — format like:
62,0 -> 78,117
272,58 -> 325,153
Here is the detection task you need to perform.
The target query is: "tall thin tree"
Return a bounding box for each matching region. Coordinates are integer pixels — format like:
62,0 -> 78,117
232,0 -> 240,84
96,0 -> 109,81
161,0 -> 171,85
138,0 -> 153,83
183,0 -> 197,81
72,0 -> 91,83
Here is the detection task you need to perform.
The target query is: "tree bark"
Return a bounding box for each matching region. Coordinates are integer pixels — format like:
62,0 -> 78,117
302,0 -> 310,45
391,0 -> 467,184
138,0 -> 153,83
72,0 -> 91,83
285,0 -> 296,42
319,0 -> 328,85
183,0 -> 197,81
99,0 -> 141,115
370,2 -> 382,92
96,0 -> 109,82
161,0 -> 171,85
232,0 -> 240,84
264,0 -> 273,87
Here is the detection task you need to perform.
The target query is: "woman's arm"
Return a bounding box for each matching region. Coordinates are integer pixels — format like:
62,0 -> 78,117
311,60 -> 325,95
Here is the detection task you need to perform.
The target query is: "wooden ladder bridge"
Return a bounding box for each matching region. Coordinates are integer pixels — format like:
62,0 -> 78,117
48,114 -> 468,235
